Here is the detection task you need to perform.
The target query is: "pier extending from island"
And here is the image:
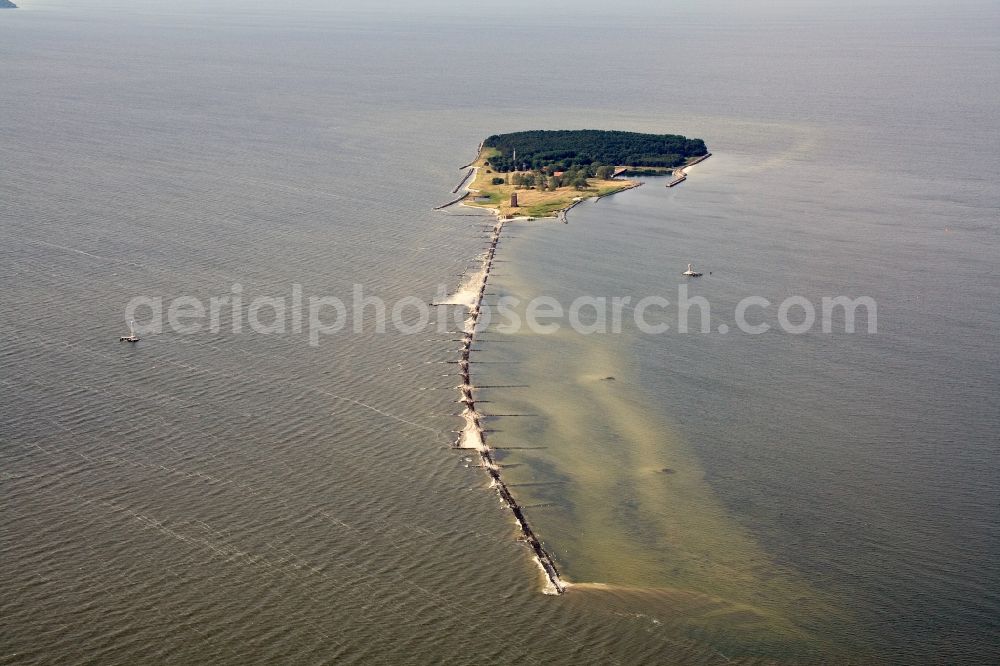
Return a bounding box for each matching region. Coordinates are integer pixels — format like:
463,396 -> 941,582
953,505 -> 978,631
450,220 -> 566,593
667,152 -> 712,187
452,168 -> 475,194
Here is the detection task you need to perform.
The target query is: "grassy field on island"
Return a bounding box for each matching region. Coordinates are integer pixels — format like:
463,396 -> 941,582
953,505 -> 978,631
460,148 -> 635,217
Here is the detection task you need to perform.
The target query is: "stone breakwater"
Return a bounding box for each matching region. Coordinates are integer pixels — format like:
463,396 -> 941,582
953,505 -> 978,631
452,220 -> 566,594
667,153 -> 712,187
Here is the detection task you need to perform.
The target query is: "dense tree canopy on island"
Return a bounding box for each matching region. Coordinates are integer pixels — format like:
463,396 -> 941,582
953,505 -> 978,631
482,129 -> 707,172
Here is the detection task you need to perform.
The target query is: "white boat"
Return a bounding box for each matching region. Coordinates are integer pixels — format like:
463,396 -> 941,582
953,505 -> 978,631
682,263 -> 703,277
119,319 -> 140,343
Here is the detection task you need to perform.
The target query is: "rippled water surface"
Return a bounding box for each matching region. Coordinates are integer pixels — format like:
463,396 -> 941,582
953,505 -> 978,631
2,1 -> 998,663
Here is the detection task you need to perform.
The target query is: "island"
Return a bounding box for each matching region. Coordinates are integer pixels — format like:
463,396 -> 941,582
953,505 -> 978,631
443,130 -> 710,593
460,129 -> 709,218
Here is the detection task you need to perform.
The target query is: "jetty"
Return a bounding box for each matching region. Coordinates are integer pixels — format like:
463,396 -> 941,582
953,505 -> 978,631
459,140 -> 485,170
452,168 -> 475,194
666,152 -> 712,187
434,192 -> 469,210
450,219 -> 566,594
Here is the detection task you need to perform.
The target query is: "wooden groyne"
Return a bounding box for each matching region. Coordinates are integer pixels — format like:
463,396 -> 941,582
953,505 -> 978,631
452,220 -> 566,594
666,152 -> 712,188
